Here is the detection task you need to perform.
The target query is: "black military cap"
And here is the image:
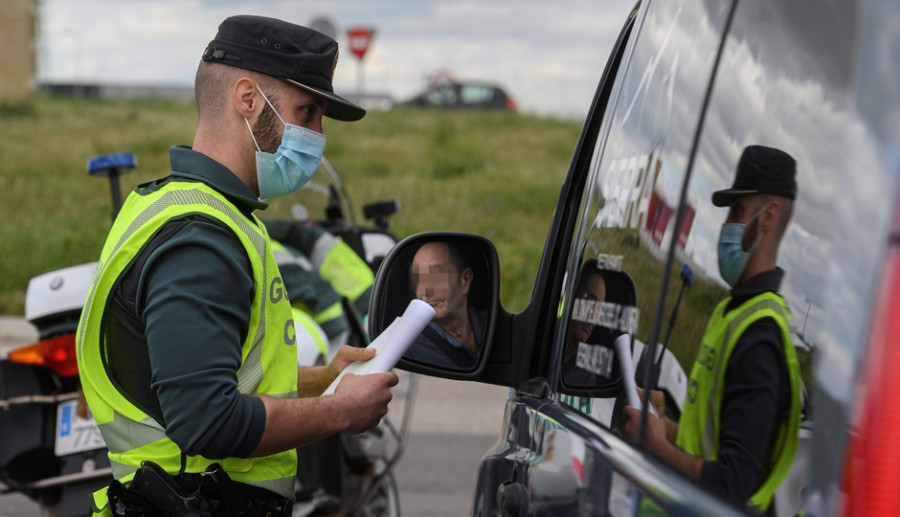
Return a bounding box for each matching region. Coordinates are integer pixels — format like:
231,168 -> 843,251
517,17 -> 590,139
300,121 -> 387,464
712,145 -> 797,207
202,14 -> 365,122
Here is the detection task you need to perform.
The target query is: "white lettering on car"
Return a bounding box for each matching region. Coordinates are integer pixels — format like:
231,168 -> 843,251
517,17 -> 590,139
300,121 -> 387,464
592,153 -> 661,232
596,253 -> 624,268
576,342 -> 615,378
572,298 -> 639,335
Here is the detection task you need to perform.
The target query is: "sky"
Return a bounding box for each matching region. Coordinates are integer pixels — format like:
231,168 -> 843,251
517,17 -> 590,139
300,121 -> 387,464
37,0 -> 636,121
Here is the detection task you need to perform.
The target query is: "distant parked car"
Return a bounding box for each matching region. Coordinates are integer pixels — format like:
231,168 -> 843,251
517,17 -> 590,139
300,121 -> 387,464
402,79 -> 517,111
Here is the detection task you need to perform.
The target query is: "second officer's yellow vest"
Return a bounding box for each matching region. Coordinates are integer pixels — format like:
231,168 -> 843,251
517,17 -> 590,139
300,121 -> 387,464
76,180 -> 299,514
676,292 -> 801,513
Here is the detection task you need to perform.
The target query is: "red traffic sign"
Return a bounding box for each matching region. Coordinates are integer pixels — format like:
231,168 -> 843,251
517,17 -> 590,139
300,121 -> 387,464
347,27 -> 376,60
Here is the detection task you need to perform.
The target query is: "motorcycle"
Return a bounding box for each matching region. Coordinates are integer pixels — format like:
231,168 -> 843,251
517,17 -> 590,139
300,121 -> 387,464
0,152 -> 411,517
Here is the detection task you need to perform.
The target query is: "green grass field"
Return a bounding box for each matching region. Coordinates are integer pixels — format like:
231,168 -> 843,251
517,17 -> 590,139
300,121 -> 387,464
0,96 -> 582,316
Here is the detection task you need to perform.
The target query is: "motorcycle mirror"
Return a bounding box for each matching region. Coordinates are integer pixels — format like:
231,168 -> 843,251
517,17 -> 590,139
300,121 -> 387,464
368,232 -> 499,373
363,199 -> 401,230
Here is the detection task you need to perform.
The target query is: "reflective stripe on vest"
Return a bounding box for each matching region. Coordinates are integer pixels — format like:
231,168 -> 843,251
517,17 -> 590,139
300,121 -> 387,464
675,292 -> 802,513
76,181 -> 299,511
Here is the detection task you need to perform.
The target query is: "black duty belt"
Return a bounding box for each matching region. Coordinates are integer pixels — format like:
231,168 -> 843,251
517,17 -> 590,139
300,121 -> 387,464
107,461 -> 292,517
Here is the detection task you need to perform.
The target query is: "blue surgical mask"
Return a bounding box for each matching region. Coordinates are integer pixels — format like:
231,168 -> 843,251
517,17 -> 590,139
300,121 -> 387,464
245,86 -> 326,199
717,207 -> 765,288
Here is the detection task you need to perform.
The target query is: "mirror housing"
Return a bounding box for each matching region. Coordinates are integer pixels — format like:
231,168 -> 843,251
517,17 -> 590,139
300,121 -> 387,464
369,232 -> 499,375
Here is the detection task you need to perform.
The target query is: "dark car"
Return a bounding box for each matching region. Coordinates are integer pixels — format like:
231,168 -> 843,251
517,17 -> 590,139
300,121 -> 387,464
402,79 -> 517,111
369,0 -> 900,515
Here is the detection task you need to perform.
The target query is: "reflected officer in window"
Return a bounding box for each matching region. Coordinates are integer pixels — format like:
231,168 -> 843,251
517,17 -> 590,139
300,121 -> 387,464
406,241 -> 487,369
622,145 -> 804,514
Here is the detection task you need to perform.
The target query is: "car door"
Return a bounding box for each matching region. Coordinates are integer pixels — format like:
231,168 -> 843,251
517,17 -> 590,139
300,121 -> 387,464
468,0 -> 753,515
547,0 -> 892,516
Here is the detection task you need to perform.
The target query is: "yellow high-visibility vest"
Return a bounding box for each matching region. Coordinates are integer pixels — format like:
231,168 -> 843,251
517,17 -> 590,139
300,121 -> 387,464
677,292 -> 801,513
77,181 -> 298,515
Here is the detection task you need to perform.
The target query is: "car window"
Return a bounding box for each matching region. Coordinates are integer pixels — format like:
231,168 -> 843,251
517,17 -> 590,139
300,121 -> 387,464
459,84 -> 495,105
425,84 -> 458,106
556,0 -> 735,422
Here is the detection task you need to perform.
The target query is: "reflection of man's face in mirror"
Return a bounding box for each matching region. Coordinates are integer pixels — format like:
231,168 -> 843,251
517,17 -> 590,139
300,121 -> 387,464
570,271 -> 606,345
410,242 -> 474,324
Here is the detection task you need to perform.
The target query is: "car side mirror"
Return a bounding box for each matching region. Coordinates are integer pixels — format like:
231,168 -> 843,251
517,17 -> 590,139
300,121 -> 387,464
368,232 -> 499,373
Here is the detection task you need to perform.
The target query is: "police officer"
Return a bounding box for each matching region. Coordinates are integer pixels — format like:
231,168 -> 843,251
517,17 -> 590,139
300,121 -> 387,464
622,145 -> 802,515
76,15 -> 398,516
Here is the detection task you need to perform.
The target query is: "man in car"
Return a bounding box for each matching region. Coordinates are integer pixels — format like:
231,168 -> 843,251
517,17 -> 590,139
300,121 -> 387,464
76,15 -> 398,516
405,241 -> 487,368
622,145 -> 803,515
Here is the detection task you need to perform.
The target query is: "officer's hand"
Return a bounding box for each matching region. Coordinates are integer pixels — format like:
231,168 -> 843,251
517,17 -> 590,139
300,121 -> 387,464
621,404 -> 667,450
334,371 -> 400,434
635,387 -> 666,417
621,404 -> 703,480
325,345 -> 376,383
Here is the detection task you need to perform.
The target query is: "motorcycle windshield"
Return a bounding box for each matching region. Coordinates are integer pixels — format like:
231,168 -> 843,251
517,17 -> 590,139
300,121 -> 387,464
293,156 -> 357,228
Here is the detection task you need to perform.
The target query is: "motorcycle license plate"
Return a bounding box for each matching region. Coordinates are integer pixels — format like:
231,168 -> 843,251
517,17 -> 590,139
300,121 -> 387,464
55,399 -> 106,456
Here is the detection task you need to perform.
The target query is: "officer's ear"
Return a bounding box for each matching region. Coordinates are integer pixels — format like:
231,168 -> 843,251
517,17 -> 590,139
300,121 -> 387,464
760,198 -> 780,234
233,77 -> 261,120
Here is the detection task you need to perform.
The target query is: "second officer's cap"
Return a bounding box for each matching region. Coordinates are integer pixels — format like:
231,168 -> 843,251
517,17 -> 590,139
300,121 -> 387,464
712,145 -> 797,207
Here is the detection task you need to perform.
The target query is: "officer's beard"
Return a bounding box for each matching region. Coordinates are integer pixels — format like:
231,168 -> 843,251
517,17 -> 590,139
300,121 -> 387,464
253,102 -> 281,154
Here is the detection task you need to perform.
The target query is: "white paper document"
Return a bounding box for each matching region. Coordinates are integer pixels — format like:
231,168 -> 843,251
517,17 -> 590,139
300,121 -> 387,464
615,334 -> 657,416
322,299 -> 435,396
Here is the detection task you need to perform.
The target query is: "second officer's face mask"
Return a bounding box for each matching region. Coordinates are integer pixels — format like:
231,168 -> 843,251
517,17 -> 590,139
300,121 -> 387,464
717,204 -> 766,288
245,86 -> 326,199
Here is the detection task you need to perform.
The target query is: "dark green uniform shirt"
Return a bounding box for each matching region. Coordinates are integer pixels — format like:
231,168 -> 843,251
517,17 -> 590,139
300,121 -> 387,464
105,145 -> 269,459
